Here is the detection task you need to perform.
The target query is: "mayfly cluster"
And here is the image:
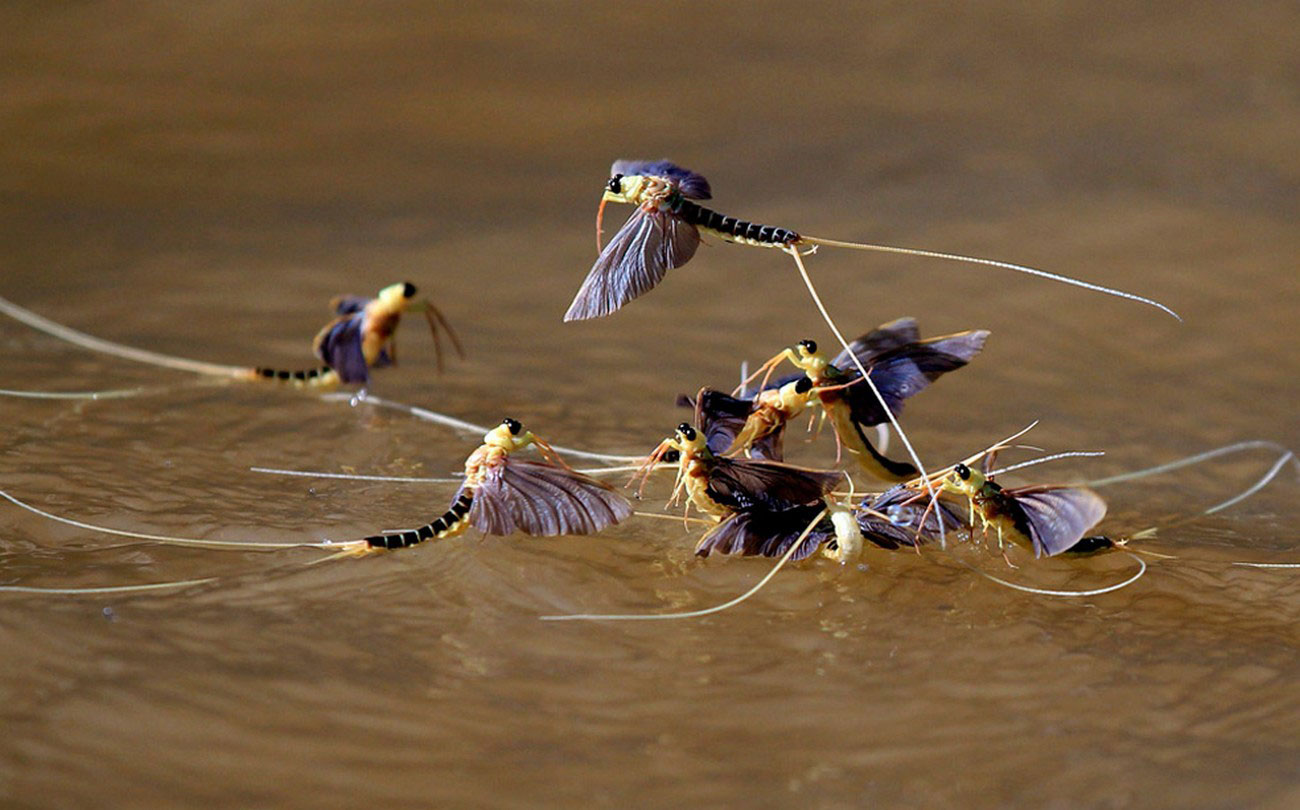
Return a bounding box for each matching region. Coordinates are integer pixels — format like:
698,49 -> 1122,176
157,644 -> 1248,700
1,157 -> 1293,612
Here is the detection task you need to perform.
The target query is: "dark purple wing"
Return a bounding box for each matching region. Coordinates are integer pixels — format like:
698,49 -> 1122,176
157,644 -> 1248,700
312,313 -> 369,383
1010,486 -> 1107,558
564,207 -> 700,321
695,504 -> 831,560
829,318 -> 922,368
706,457 -> 840,512
856,486 -> 964,549
843,329 -> 990,426
687,388 -> 756,455
610,159 -> 711,200
469,460 -> 633,537
331,295 -> 371,316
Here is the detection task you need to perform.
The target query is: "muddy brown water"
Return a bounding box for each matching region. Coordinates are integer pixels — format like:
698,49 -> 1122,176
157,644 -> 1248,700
1,3 -> 1297,808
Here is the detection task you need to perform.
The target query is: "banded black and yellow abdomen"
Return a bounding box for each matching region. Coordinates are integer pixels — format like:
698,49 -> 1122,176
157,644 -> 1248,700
673,199 -> 799,247
250,365 -> 340,389
364,489 -> 475,549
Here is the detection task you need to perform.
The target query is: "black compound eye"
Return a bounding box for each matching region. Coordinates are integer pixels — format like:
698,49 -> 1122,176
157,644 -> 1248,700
401,281 -> 417,298
794,376 -> 813,394
954,463 -> 970,480
662,449 -> 680,463
677,422 -> 692,434
680,427 -> 697,441
797,339 -> 817,354
503,418 -> 522,435
607,174 -> 623,194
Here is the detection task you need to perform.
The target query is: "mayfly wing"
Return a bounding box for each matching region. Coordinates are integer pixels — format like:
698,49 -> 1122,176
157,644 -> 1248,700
564,207 -> 701,321
1009,486 -> 1108,557
706,457 -> 840,512
828,317 -> 922,369
844,328 -> 991,426
330,294 -> 371,316
610,160 -> 712,200
312,313 -> 369,383
696,504 -> 830,560
857,485 -> 963,548
471,460 -> 633,536
690,388 -> 756,455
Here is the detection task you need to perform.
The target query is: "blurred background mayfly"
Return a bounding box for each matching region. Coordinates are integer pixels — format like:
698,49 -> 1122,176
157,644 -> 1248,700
363,417 -> 633,550
564,159 -> 1181,323
0,280 -> 464,394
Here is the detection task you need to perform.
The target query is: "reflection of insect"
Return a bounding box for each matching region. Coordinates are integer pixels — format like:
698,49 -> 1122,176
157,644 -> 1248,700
635,422 -> 841,521
695,485 -> 964,564
255,281 -> 464,387
721,319 -> 988,480
934,461 -> 1108,558
564,160 -> 1179,322
364,418 -> 633,549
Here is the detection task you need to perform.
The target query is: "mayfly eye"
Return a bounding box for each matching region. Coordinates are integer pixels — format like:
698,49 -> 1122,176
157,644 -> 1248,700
677,422 -> 692,434
954,463 -> 970,480
503,418 -> 522,435
795,376 -> 813,394
401,282 -> 417,298
607,174 -> 623,194
680,426 -> 697,441
797,339 -> 816,354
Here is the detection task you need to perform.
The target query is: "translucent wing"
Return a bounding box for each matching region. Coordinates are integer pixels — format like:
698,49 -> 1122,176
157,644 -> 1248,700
564,207 -> 700,321
695,504 -> 831,560
829,317 -> 922,368
706,458 -> 839,512
610,160 -> 712,200
843,329 -> 990,426
470,460 -> 633,537
312,313 -> 369,383
856,486 -> 964,549
1010,486 -> 1108,557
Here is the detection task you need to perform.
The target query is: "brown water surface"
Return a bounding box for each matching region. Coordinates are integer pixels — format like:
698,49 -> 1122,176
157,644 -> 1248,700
1,3 -> 1297,807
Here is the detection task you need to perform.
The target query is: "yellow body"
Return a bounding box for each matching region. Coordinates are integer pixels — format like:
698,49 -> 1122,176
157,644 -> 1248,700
821,501 -> 864,564
359,282 -> 417,365
727,378 -> 816,457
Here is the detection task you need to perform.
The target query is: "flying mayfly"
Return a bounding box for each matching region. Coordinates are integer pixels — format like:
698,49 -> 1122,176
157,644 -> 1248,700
363,418 -> 633,549
564,159 -> 1180,323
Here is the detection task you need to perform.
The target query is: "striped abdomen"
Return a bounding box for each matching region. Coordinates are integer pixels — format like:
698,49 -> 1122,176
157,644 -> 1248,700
251,365 -> 339,388
364,489 -> 475,549
673,199 -> 800,247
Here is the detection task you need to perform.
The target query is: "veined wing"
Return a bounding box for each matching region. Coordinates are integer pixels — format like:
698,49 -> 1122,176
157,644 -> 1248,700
564,207 -> 700,321
706,457 -> 839,512
844,329 -> 990,426
312,313 -> 369,383
695,504 -> 831,560
828,317 -> 922,369
470,460 -> 633,537
856,485 -> 963,549
1010,486 -> 1107,557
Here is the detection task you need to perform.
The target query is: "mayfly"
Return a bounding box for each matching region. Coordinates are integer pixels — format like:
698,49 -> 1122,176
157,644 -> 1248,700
0,281 -> 463,394
717,319 -> 988,480
633,422 -> 842,523
363,418 -> 633,549
255,281 -> 464,387
565,159 -> 1180,323
926,461 -> 1108,558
